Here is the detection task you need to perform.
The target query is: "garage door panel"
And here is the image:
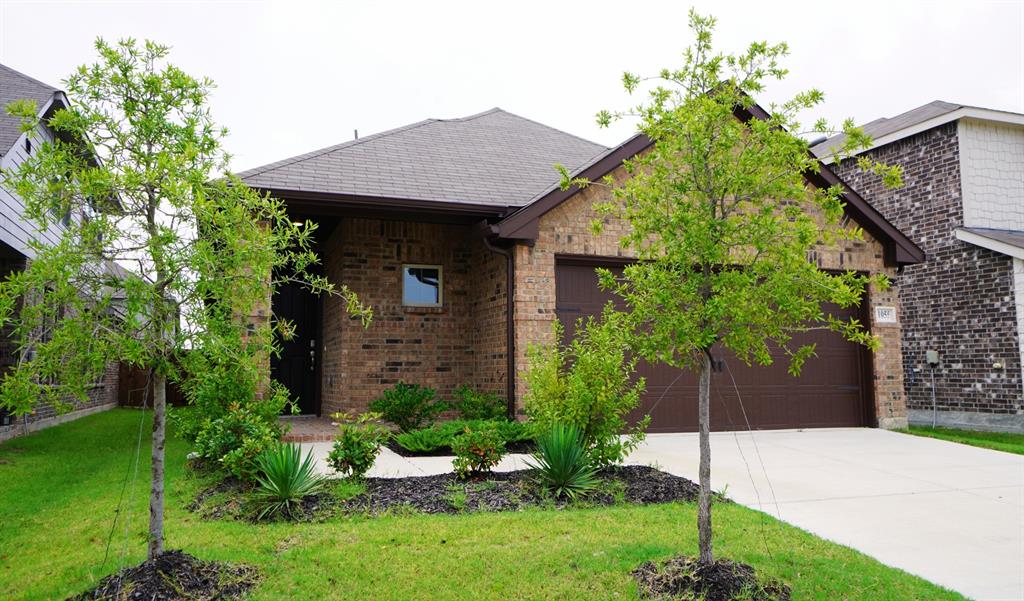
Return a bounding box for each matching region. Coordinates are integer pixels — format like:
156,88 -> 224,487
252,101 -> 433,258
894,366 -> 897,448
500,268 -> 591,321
555,261 -> 872,432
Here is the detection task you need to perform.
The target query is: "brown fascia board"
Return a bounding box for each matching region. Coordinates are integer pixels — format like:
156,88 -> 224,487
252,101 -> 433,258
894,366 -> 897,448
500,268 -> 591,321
254,187 -> 513,220
495,104 -> 925,267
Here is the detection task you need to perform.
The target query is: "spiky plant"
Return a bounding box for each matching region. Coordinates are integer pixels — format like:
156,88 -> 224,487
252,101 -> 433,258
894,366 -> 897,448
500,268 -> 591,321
525,423 -> 600,500
252,443 -> 326,520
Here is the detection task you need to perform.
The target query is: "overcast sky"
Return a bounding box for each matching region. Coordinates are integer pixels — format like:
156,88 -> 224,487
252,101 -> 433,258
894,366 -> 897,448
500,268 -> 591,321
1,0 -> 1021,172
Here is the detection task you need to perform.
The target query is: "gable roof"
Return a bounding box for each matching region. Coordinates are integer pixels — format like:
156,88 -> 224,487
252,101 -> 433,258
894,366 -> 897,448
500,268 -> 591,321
811,100 -> 1024,161
238,108 -> 607,210
0,63 -> 60,158
496,101 -> 924,266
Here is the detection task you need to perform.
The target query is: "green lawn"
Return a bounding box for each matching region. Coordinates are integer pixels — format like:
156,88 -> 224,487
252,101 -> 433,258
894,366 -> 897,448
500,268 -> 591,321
899,425 -> 1024,455
0,410 -> 964,600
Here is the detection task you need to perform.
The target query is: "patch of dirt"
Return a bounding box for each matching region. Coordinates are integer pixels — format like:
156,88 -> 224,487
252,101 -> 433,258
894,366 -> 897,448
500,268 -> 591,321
386,439 -> 536,457
69,550 -> 259,600
354,465 -> 706,516
632,555 -> 790,601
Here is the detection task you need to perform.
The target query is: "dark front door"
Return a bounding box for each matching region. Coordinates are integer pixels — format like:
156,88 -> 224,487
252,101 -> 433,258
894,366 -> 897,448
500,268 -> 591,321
271,282 -> 321,415
555,260 -> 873,433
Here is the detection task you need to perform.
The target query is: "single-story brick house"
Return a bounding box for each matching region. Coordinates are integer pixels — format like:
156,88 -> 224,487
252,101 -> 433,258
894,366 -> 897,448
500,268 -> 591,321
814,101 -> 1024,433
240,102 -> 924,432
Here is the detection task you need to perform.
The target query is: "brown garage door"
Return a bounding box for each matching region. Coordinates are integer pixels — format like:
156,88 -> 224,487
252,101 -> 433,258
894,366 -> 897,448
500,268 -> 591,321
555,260 -> 874,433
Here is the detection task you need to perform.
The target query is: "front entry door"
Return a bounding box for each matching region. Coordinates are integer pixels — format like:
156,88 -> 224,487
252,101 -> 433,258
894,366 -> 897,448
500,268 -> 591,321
270,282 -> 321,414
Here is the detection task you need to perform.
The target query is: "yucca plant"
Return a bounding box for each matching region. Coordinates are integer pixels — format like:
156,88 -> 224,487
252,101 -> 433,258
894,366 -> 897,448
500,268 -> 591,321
525,423 -> 600,500
251,443 -> 326,520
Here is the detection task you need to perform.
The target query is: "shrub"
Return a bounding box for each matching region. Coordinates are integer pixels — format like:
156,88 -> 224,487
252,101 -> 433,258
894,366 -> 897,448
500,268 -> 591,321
326,412 -> 390,479
451,424 -> 506,478
525,423 -> 600,500
394,418 -> 536,454
451,384 -> 506,420
524,310 -> 649,467
251,443 -> 326,520
174,338 -> 291,481
394,426 -> 452,454
189,383 -> 289,480
369,382 -> 445,432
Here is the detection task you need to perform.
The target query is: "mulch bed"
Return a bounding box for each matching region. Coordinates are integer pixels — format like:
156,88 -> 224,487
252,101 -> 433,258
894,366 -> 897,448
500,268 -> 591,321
69,550 -> 259,601
191,465 -> 708,522
632,555 -> 790,601
385,439 -> 536,457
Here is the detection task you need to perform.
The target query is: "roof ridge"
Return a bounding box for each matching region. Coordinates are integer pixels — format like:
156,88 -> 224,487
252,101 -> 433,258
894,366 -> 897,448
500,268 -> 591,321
0,63 -> 58,94
236,117 -> 439,178
488,108 -> 607,150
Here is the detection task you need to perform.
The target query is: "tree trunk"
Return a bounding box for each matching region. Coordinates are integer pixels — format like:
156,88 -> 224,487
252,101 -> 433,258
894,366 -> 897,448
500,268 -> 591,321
148,371 -> 166,559
697,349 -> 713,565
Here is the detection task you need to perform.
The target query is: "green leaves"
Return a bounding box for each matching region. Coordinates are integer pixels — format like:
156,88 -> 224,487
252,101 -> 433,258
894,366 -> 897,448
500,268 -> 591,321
252,443 -> 327,520
582,11 -> 902,380
525,423 -> 600,501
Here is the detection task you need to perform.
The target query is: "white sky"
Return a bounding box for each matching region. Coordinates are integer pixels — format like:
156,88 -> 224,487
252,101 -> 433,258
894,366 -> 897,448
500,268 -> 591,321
1,0 -> 1021,173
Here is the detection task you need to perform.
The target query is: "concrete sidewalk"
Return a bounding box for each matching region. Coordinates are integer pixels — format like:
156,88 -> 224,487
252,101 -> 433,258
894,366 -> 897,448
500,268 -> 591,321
624,428 -> 1024,601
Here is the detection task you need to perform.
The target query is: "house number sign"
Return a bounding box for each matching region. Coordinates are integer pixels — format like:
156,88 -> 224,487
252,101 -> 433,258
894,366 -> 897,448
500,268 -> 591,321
873,306 -> 897,324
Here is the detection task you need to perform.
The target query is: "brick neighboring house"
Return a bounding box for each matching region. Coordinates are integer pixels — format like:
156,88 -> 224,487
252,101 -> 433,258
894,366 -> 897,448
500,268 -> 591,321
0,64 -> 119,441
814,101 -> 1024,433
240,103 -> 923,432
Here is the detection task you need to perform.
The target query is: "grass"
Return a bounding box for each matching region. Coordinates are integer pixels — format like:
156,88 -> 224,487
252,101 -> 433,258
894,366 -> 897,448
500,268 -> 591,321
899,425 -> 1024,455
0,409 -> 966,600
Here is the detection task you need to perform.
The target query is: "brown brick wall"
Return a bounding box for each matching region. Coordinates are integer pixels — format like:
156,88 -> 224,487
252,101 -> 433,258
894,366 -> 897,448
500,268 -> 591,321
511,163 -> 908,428
319,218 -> 508,415
833,123 -> 1023,418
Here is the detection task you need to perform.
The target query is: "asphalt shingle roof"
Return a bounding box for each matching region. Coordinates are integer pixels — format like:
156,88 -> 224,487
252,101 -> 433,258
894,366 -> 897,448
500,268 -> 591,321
237,108 -> 608,208
811,100 -> 964,159
0,63 -> 58,158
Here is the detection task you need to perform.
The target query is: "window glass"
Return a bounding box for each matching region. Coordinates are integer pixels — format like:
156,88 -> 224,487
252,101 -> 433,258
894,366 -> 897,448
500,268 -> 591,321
403,265 -> 442,306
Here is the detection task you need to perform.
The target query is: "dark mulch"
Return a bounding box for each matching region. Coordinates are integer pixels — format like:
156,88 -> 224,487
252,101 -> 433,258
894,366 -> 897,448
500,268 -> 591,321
386,439 -> 536,457
632,555 -> 790,601
353,465 -> 706,515
69,550 -> 259,601
190,465 -> 708,522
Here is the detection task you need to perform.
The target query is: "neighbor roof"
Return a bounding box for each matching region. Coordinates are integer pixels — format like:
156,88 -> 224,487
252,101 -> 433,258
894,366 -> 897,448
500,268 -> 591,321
238,108 -> 607,209
0,63 -> 59,157
956,227 -> 1024,261
812,100 -> 1024,161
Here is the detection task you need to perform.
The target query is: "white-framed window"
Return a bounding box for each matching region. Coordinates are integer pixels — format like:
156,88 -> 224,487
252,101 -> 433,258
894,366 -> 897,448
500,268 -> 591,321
402,264 -> 443,307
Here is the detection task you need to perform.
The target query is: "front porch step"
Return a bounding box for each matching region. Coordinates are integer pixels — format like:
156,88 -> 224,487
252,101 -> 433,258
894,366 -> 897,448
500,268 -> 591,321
281,416 -> 337,442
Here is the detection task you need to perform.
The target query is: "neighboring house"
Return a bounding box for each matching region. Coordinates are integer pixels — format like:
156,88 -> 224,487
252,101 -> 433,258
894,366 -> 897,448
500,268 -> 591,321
0,63 -> 119,441
240,103 -> 923,433
813,101 -> 1024,433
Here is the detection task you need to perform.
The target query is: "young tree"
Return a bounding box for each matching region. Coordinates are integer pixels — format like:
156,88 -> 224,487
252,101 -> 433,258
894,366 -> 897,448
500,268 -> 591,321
0,39 -> 367,559
563,12 -> 900,564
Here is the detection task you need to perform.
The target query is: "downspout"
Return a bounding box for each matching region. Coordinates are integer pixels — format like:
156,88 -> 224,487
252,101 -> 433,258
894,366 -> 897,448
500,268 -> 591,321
481,234 -> 516,419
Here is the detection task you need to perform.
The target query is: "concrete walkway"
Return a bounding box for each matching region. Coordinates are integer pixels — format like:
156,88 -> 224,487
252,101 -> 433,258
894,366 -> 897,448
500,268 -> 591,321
624,428 -> 1024,601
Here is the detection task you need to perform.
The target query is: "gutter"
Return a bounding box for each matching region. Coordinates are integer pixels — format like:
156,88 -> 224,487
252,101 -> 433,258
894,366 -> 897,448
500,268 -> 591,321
479,225 -> 517,419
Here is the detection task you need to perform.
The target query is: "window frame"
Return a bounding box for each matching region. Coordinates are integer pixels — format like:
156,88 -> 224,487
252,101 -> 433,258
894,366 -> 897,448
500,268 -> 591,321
401,263 -> 444,307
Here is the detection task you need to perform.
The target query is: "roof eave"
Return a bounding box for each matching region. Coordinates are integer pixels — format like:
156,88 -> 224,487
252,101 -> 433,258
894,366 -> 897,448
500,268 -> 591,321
495,102 -> 925,267
253,186 -> 515,219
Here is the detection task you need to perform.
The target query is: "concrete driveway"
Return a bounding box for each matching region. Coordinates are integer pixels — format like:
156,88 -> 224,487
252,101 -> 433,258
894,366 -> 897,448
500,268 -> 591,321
624,428 -> 1024,601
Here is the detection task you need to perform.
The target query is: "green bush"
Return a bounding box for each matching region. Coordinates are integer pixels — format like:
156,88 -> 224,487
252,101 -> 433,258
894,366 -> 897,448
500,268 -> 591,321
451,384 -> 506,420
394,418 -> 536,454
369,382 -> 445,432
524,310 -> 649,467
174,336 -> 291,481
451,424 -> 506,478
326,412 -> 390,479
251,443 -> 326,520
186,382 -> 290,480
526,423 -> 599,500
